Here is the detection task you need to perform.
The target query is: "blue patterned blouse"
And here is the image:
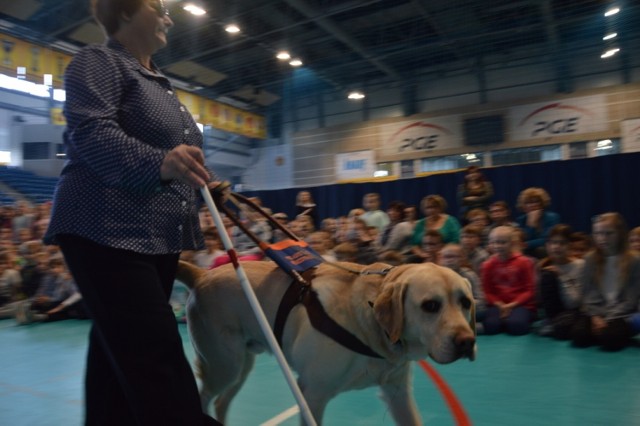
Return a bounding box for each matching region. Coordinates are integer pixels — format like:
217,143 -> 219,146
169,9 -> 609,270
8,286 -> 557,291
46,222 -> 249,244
44,39 -> 205,254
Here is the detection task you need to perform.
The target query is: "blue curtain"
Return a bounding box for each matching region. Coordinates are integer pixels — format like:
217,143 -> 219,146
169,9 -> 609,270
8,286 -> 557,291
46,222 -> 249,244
244,152 -> 639,233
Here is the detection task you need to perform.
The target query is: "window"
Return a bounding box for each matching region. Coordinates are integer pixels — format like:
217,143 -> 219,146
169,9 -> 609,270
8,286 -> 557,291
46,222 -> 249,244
593,138 -> 620,156
420,152 -> 484,173
22,142 -> 50,160
491,145 -> 561,166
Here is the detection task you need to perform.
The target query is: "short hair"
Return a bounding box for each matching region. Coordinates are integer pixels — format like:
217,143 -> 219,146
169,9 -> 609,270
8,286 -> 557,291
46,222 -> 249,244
386,200 -> 406,217
466,208 -> 490,221
489,200 -> 511,213
424,229 -> 443,242
92,0 -> 146,36
461,224 -> 483,236
420,194 -> 447,212
547,224 -> 573,242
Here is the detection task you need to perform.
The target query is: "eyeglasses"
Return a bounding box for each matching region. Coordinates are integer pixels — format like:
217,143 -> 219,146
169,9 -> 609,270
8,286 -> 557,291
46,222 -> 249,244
151,0 -> 170,17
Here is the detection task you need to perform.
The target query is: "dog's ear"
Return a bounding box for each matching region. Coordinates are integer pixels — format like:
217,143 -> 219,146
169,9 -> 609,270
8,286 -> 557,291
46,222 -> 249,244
373,280 -> 407,344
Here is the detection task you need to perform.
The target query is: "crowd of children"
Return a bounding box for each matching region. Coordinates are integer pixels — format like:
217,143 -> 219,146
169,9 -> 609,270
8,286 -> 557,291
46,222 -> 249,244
2,179 -> 640,352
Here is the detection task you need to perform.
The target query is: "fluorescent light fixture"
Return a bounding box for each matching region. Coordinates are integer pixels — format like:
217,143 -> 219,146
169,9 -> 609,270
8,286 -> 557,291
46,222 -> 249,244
603,32 -> 617,40
0,151 -> 11,163
373,170 -> 389,177
347,91 -> 365,100
183,4 -> 207,16
276,51 -> 291,60
463,153 -> 479,162
56,153 -> 67,157
604,7 -> 620,17
600,47 -> 620,58
289,59 -> 303,67
225,24 -> 240,33
53,89 -> 66,102
0,73 -> 51,97
595,139 -> 613,150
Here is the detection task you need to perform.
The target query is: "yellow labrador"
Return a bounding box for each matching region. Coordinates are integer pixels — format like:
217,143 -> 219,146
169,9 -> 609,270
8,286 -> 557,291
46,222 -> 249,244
177,260 -> 475,425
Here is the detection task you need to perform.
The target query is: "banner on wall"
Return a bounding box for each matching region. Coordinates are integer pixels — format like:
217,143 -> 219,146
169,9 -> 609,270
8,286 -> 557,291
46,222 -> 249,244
509,94 -> 608,141
379,115 -> 463,157
0,34 -> 72,85
621,118 -> 640,153
0,32 -> 267,139
335,150 -> 375,181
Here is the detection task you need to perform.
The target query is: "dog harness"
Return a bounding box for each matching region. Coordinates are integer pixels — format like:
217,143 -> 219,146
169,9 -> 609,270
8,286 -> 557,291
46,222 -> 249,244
273,278 -> 384,359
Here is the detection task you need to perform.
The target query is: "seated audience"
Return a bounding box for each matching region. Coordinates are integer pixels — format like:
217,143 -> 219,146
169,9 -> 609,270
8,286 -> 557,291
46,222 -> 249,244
571,213 -> 640,351
411,195 -> 461,253
536,224 -> 585,339
481,226 -> 536,335
439,243 -> 486,325
460,224 -> 490,275
516,187 -> 561,258
569,231 -> 592,259
306,231 -> 336,262
377,200 -> 414,261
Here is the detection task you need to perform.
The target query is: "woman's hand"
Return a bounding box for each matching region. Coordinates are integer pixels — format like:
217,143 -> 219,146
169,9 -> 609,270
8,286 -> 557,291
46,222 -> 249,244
160,145 -> 210,188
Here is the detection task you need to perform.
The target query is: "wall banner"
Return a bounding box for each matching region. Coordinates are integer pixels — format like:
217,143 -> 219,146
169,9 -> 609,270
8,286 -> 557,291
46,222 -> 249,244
621,118 -> 640,153
508,94 -> 608,141
379,115 -> 463,157
335,150 -> 375,180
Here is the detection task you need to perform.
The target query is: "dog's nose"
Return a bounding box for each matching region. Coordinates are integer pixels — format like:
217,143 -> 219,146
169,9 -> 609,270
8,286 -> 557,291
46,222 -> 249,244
454,333 -> 476,359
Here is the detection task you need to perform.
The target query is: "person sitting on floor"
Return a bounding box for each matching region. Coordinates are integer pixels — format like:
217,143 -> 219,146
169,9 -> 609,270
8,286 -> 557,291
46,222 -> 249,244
481,226 -> 536,335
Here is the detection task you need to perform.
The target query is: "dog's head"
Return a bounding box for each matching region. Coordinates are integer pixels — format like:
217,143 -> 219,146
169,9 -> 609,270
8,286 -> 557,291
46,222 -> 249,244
373,263 -> 476,363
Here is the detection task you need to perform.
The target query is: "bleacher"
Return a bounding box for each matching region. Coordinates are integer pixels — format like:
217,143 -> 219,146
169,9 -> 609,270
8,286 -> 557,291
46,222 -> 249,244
0,166 -> 57,205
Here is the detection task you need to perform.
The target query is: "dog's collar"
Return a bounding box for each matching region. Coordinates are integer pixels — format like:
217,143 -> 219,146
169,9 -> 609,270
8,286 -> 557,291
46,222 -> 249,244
274,279 -> 384,359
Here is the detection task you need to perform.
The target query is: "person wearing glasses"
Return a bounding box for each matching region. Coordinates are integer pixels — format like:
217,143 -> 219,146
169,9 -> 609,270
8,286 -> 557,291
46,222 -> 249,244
44,1 -> 223,424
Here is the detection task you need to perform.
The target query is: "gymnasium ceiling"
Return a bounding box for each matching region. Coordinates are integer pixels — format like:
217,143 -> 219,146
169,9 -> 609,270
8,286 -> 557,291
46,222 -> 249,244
0,0 -> 637,113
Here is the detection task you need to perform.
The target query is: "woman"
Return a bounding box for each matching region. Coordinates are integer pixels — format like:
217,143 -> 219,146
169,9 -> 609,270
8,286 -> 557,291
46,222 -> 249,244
516,187 -> 560,258
457,166 -> 493,221
295,190 -> 317,228
571,213 -> 640,351
409,195 -> 460,262
377,200 -> 413,261
43,1 -> 222,424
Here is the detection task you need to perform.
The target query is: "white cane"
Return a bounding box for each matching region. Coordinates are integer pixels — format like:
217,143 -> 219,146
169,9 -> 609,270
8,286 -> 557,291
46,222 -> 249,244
200,186 -> 317,426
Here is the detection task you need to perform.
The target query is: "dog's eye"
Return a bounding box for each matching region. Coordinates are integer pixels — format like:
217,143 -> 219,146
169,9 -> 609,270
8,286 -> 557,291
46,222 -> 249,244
460,296 -> 472,310
421,300 -> 441,313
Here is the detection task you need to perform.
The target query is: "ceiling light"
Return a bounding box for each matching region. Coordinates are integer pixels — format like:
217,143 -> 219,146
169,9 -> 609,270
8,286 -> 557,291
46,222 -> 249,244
373,170 -> 389,177
595,139 -> 613,150
602,32 -> 617,40
604,7 -> 620,17
289,59 -> 303,67
225,24 -> 240,33
347,91 -> 365,100
600,47 -> 620,58
183,4 -> 207,16
276,51 -> 291,60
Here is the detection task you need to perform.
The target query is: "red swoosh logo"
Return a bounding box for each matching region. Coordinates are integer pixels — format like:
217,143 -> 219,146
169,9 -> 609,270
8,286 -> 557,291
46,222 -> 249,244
519,103 -> 595,126
389,122 -> 451,142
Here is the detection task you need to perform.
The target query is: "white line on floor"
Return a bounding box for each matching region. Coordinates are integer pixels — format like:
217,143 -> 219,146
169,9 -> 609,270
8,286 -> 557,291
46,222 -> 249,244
260,405 -> 300,426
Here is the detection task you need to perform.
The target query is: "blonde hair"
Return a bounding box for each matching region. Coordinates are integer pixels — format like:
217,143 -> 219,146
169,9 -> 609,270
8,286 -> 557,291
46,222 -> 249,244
517,187 -> 551,211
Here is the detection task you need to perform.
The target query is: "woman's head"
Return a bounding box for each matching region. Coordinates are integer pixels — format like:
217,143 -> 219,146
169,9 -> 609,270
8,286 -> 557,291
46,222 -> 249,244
420,195 -> 447,216
517,187 -> 551,212
464,166 -> 484,183
386,200 -> 406,222
92,0 -> 172,40
592,212 -> 628,256
296,190 -> 314,205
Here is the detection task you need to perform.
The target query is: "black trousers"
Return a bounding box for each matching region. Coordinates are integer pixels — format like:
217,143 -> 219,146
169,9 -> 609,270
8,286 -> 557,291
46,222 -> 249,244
59,235 -> 217,426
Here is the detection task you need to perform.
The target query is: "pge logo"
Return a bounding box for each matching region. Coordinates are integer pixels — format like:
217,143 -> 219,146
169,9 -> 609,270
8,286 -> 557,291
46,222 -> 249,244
519,103 -> 594,138
389,122 -> 452,153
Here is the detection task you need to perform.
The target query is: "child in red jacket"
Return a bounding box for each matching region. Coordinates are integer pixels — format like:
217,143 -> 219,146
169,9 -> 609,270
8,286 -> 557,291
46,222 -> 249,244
481,226 -> 536,335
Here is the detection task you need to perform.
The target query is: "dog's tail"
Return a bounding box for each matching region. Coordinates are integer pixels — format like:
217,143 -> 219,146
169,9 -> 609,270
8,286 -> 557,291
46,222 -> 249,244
176,260 -> 206,289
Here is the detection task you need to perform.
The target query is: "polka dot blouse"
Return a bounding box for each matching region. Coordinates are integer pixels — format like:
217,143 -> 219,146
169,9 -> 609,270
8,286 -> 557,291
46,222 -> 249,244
44,39 -> 206,254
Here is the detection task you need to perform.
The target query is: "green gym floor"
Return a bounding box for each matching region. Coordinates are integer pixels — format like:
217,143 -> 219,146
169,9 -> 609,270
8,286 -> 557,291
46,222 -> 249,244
1,318 -> 639,425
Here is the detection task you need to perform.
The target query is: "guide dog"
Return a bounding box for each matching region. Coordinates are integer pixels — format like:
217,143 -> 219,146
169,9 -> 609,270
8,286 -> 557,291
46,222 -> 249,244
177,260 -> 476,425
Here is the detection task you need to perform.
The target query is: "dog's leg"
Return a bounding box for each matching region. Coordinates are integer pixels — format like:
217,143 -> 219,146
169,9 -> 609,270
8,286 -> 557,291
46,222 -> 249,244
296,380 -> 330,426
214,352 -> 255,422
379,365 -> 422,426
